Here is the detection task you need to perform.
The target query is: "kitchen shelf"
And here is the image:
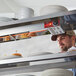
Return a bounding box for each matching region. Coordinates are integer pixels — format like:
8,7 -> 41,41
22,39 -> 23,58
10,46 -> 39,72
0,51 -> 76,75
0,10 -> 76,29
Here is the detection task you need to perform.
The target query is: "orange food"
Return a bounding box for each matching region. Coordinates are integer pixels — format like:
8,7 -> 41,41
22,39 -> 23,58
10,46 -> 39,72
12,53 -> 22,56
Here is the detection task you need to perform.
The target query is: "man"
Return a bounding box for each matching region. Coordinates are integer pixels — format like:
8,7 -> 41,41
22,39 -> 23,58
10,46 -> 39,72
51,30 -> 76,52
51,30 -> 76,76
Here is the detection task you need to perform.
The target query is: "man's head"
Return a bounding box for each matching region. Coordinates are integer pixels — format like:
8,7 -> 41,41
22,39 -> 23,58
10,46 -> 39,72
51,30 -> 75,52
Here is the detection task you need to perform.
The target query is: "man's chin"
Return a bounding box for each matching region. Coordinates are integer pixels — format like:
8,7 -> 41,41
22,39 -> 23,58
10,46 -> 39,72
60,47 -> 68,52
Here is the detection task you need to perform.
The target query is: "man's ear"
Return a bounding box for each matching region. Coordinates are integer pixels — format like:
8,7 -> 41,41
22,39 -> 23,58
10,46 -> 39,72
71,36 -> 76,46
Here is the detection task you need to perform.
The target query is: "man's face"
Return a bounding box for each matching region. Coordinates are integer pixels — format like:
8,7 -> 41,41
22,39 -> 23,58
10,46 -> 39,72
57,34 -> 72,52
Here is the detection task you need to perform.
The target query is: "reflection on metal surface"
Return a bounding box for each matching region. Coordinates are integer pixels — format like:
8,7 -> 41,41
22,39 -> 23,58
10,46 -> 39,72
0,30 -> 50,43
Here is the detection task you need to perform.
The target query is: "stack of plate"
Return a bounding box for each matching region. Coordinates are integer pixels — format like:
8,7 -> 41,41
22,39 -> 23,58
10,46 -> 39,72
15,7 -> 34,19
40,5 -> 68,16
42,68 -> 73,76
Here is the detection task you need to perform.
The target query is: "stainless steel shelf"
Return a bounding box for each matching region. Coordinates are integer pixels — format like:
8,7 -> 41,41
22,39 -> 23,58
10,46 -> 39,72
0,10 -> 76,29
0,51 -> 76,75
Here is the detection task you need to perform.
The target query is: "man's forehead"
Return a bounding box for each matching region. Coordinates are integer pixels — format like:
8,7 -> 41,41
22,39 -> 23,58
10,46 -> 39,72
57,34 -> 68,38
